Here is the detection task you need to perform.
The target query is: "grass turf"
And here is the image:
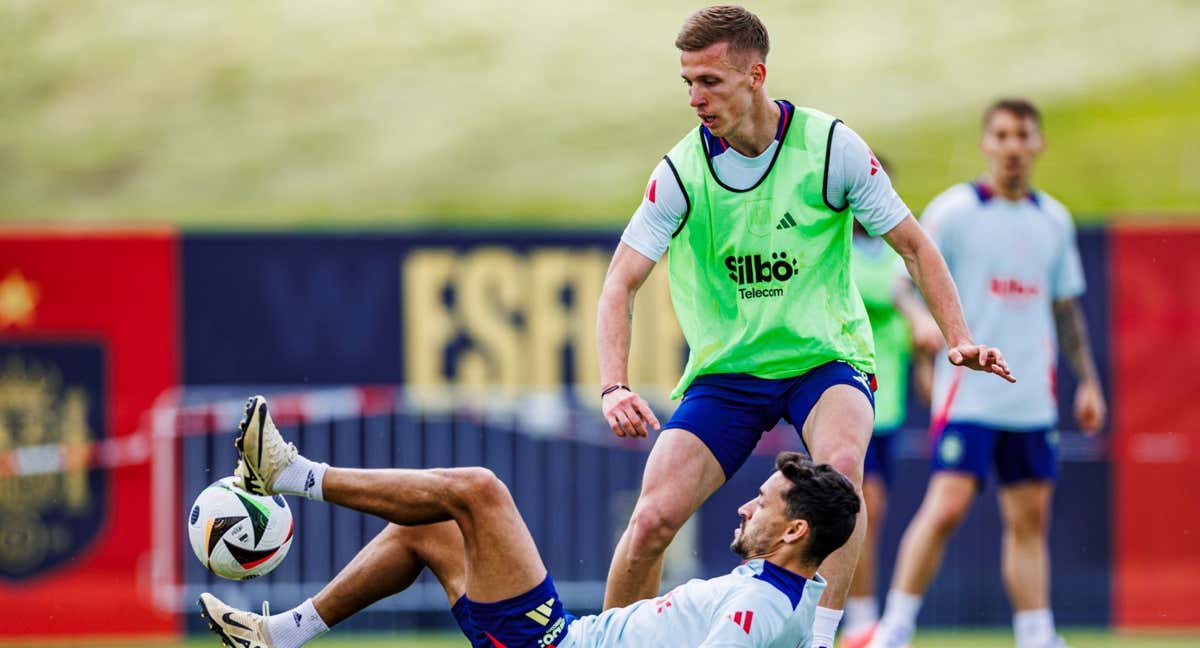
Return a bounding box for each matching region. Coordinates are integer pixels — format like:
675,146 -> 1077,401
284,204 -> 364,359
1,1 -> 1198,227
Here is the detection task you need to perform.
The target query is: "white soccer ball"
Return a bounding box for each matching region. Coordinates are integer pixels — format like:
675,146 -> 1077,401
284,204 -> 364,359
187,476 -> 294,580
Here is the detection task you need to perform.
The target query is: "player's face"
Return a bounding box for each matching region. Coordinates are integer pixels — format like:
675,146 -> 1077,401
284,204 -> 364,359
680,41 -> 759,139
980,110 -> 1044,188
730,472 -> 793,559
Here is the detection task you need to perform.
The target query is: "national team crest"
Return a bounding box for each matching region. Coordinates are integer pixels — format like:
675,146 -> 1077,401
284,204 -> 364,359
738,198 -> 777,238
0,343 -> 107,580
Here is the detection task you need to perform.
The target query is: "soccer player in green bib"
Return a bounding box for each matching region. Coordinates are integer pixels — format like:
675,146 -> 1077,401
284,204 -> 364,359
596,7 -> 1014,647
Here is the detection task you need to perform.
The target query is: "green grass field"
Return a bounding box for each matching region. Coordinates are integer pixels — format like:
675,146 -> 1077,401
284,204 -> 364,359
7,629 -> 1200,648
1,1 -> 1198,226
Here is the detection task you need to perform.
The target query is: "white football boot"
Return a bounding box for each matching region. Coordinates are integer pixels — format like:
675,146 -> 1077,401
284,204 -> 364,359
234,395 -> 296,496
198,592 -> 276,648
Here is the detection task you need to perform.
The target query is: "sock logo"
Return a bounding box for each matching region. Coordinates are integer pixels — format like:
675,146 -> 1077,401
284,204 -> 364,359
304,470 -> 315,493
293,611 -> 303,627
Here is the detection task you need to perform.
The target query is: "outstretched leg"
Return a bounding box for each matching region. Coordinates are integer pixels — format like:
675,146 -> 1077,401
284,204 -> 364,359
235,395 -> 547,603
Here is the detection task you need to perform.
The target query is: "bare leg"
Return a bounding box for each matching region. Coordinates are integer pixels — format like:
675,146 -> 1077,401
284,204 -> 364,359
998,481 -> 1053,611
849,475 -> 887,600
603,428 -> 726,609
889,472 -> 976,595
800,385 -> 874,611
320,465 -> 545,603
312,521 -> 466,627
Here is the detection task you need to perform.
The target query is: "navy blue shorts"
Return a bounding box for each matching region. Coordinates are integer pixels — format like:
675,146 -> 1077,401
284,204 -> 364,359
864,432 -> 897,487
664,361 -> 876,480
931,421 -> 1059,486
451,575 -> 575,648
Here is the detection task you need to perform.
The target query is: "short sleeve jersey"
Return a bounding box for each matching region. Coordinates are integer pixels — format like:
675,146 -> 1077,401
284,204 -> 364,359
923,182 -> 1085,428
561,560 -> 827,648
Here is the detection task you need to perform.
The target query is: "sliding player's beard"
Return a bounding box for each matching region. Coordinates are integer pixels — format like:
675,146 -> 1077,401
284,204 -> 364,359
731,520 -> 779,560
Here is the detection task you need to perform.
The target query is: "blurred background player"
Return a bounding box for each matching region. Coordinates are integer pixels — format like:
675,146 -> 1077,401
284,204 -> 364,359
595,7 -> 1013,648
201,397 -> 862,648
865,99 -> 1108,648
839,157 -> 942,644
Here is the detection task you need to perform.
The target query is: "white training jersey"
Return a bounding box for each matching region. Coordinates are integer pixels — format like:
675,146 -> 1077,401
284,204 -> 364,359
561,559 -> 826,648
923,182 -> 1086,429
621,115 -> 910,263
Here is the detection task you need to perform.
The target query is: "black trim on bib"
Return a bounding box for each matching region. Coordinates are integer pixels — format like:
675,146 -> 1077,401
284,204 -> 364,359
664,155 -> 692,238
822,119 -> 847,213
701,100 -> 797,194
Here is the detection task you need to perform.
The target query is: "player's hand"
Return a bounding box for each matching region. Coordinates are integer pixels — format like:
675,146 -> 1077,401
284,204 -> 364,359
947,343 -> 1016,383
602,387 -> 661,438
1074,379 -> 1106,435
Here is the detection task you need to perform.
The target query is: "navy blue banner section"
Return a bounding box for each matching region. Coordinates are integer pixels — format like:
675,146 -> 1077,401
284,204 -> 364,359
182,230 -> 648,386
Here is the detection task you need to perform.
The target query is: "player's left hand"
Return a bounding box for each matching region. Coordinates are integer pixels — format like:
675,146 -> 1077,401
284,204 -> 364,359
947,343 -> 1016,383
1074,379 -> 1106,435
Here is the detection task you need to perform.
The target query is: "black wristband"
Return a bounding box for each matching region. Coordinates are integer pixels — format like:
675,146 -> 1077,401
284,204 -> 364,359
601,384 -> 630,399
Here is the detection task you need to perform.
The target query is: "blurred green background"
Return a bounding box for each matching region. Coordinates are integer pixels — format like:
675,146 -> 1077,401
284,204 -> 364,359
2,0 -> 1197,228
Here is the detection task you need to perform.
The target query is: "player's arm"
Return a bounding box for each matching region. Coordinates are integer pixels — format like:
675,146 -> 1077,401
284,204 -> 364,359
1053,298 -> 1106,434
828,122 -> 1013,383
596,160 -> 684,437
598,243 -> 661,437
883,217 -> 1013,382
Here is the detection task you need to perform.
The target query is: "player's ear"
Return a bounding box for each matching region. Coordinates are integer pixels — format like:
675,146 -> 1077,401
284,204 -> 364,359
750,61 -> 767,89
782,518 -> 808,545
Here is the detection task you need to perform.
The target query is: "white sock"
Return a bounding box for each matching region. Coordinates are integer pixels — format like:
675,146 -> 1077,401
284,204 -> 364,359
266,599 -> 329,648
1014,609 -> 1056,648
272,455 -> 329,501
811,606 -> 843,648
843,595 -> 880,635
869,590 -> 922,648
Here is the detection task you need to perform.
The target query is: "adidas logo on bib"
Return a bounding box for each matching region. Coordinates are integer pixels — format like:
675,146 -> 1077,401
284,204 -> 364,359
776,212 -> 797,230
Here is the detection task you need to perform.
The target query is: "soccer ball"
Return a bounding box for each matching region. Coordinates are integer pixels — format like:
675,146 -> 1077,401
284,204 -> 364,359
187,476 -> 294,580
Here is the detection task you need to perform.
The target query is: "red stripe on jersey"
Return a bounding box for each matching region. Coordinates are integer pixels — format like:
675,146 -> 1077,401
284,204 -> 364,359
646,179 -> 657,204
484,631 -> 510,648
742,610 -> 754,633
727,610 -> 754,634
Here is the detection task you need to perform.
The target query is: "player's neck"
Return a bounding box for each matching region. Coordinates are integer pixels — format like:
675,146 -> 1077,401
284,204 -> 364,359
724,97 -> 780,158
985,173 -> 1033,201
757,550 -> 816,579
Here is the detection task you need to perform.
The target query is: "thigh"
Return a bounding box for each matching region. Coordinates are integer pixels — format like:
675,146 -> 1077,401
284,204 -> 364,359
787,362 -> 875,464
636,427 -> 728,523
995,428 -> 1060,485
662,378 -> 782,481
931,422 -> 996,486
797,385 -> 874,475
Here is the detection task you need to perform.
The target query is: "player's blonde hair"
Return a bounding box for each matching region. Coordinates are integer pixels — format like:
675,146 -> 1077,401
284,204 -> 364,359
675,5 -> 770,62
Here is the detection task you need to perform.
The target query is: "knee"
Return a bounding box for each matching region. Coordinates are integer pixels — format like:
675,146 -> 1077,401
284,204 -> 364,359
923,498 -> 971,536
823,447 -> 865,490
624,500 -> 687,558
1005,504 -> 1050,538
440,467 -> 510,511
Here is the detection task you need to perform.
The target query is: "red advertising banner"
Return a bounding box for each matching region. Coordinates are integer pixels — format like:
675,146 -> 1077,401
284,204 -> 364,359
0,229 -> 179,637
1111,225 -> 1200,627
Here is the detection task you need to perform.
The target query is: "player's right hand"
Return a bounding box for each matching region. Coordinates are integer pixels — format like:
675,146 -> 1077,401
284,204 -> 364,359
948,343 -> 1016,383
602,387 -> 661,438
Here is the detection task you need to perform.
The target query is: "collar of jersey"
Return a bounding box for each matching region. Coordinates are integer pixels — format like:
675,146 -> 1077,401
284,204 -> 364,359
971,180 -> 1041,206
750,559 -> 809,610
702,99 -> 793,160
